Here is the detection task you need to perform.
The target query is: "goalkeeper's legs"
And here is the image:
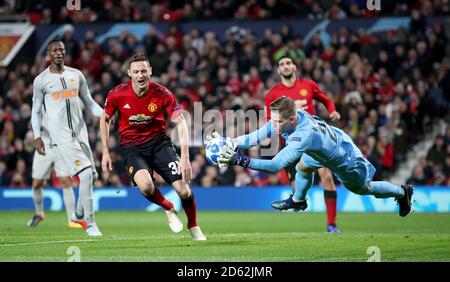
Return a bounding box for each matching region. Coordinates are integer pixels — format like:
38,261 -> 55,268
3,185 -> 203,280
272,158 -> 316,211
338,159 -> 413,217
293,155 -> 322,202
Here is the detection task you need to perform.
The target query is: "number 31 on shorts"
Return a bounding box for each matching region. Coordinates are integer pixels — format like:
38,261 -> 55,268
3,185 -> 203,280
168,161 -> 181,175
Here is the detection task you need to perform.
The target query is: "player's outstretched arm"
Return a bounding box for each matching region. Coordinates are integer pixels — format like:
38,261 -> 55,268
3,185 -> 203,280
100,112 -> 113,179
172,113 -> 192,183
233,121 -> 273,149
218,140 -> 304,173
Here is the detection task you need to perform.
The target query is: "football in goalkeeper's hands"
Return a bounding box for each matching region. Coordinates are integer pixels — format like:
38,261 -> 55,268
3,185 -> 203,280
205,137 -> 233,166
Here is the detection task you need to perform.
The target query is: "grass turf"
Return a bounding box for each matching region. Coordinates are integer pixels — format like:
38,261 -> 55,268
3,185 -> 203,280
0,211 -> 449,262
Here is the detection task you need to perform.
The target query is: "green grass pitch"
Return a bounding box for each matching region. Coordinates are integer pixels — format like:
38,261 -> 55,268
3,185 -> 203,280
0,211 -> 449,262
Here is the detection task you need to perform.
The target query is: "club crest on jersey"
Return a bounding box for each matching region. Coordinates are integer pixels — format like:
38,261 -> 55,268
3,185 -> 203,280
128,166 -> 134,174
148,103 -> 157,112
74,160 -> 81,166
300,89 -> 308,97
69,79 -> 76,87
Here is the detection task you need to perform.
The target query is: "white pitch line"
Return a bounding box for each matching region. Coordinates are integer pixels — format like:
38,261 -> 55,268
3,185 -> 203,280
0,232 -> 321,248
0,239 -> 96,247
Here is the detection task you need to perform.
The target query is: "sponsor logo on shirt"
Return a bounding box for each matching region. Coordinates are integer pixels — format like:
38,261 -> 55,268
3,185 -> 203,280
51,89 -> 78,100
123,104 -> 131,109
129,114 -> 153,125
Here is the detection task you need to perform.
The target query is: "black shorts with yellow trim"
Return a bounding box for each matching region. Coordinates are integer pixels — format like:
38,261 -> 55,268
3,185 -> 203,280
120,134 -> 182,186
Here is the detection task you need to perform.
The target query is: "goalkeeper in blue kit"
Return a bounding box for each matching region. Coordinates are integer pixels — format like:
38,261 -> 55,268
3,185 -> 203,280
214,96 -> 413,217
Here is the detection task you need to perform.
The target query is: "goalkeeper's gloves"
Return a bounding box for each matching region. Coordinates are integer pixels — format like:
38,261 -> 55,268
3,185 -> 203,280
217,146 -> 250,168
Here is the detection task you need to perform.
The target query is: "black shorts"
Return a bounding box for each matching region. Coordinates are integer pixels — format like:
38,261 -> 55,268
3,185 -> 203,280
120,134 -> 182,186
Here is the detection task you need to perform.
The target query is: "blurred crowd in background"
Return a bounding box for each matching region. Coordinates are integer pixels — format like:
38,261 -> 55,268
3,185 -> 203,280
0,1 -> 449,188
1,0 -> 450,23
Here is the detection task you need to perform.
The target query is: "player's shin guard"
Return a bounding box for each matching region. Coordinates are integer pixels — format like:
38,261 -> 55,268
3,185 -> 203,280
369,181 -> 404,198
181,193 -> 198,229
293,169 -> 314,202
324,190 -> 337,225
78,168 -> 95,225
142,187 -> 174,211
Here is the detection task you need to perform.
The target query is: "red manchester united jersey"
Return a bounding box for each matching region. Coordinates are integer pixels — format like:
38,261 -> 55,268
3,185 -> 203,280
265,79 -> 336,120
104,81 -> 182,146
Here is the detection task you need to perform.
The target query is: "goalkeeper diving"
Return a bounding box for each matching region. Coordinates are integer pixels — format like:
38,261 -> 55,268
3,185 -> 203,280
210,96 -> 413,216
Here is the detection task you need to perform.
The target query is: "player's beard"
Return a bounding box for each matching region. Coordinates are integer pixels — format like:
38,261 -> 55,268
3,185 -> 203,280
282,72 -> 294,80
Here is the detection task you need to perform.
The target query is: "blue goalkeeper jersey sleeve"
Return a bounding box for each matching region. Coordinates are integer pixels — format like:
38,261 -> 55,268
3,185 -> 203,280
247,110 -> 365,173
233,120 -> 274,149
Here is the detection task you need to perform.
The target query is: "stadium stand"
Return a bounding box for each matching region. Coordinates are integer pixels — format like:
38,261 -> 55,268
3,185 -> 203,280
0,1 -> 449,188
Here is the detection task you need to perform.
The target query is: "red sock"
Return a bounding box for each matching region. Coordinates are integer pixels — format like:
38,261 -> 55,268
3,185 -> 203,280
142,187 -> 174,211
324,190 -> 337,225
181,193 -> 198,229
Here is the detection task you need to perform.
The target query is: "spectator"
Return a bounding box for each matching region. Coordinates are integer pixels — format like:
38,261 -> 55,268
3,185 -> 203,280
1,5 -> 449,188
427,135 -> 446,165
407,165 -> 428,185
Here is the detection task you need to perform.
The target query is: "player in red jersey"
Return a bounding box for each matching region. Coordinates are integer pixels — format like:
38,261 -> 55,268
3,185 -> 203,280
265,55 -> 342,233
99,54 -> 206,240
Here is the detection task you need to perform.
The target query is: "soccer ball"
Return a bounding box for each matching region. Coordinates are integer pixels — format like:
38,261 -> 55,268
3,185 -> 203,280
205,138 -> 232,166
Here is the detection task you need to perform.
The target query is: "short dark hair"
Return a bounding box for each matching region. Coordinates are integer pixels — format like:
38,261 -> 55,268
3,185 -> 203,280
127,54 -> 150,69
270,96 -> 296,119
276,54 -> 294,67
47,39 -> 63,50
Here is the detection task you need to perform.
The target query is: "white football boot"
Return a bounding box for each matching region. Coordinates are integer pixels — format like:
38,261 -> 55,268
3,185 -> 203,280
86,223 -> 102,237
189,226 -> 206,241
165,208 -> 183,233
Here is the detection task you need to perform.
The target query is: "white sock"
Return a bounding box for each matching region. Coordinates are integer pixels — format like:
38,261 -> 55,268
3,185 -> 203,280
75,192 -> 84,217
32,187 -> 44,215
78,168 -> 95,225
62,187 -> 75,222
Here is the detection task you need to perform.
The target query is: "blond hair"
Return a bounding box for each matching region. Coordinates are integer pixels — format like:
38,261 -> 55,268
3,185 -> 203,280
269,96 -> 296,119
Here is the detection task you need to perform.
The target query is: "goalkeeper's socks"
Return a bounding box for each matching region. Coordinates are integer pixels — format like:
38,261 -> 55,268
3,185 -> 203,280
369,181 -> 404,198
181,193 -> 198,229
143,187 -> 174,211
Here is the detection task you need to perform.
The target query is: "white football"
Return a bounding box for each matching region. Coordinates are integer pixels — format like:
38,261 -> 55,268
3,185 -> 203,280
205,138 -> 233,166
